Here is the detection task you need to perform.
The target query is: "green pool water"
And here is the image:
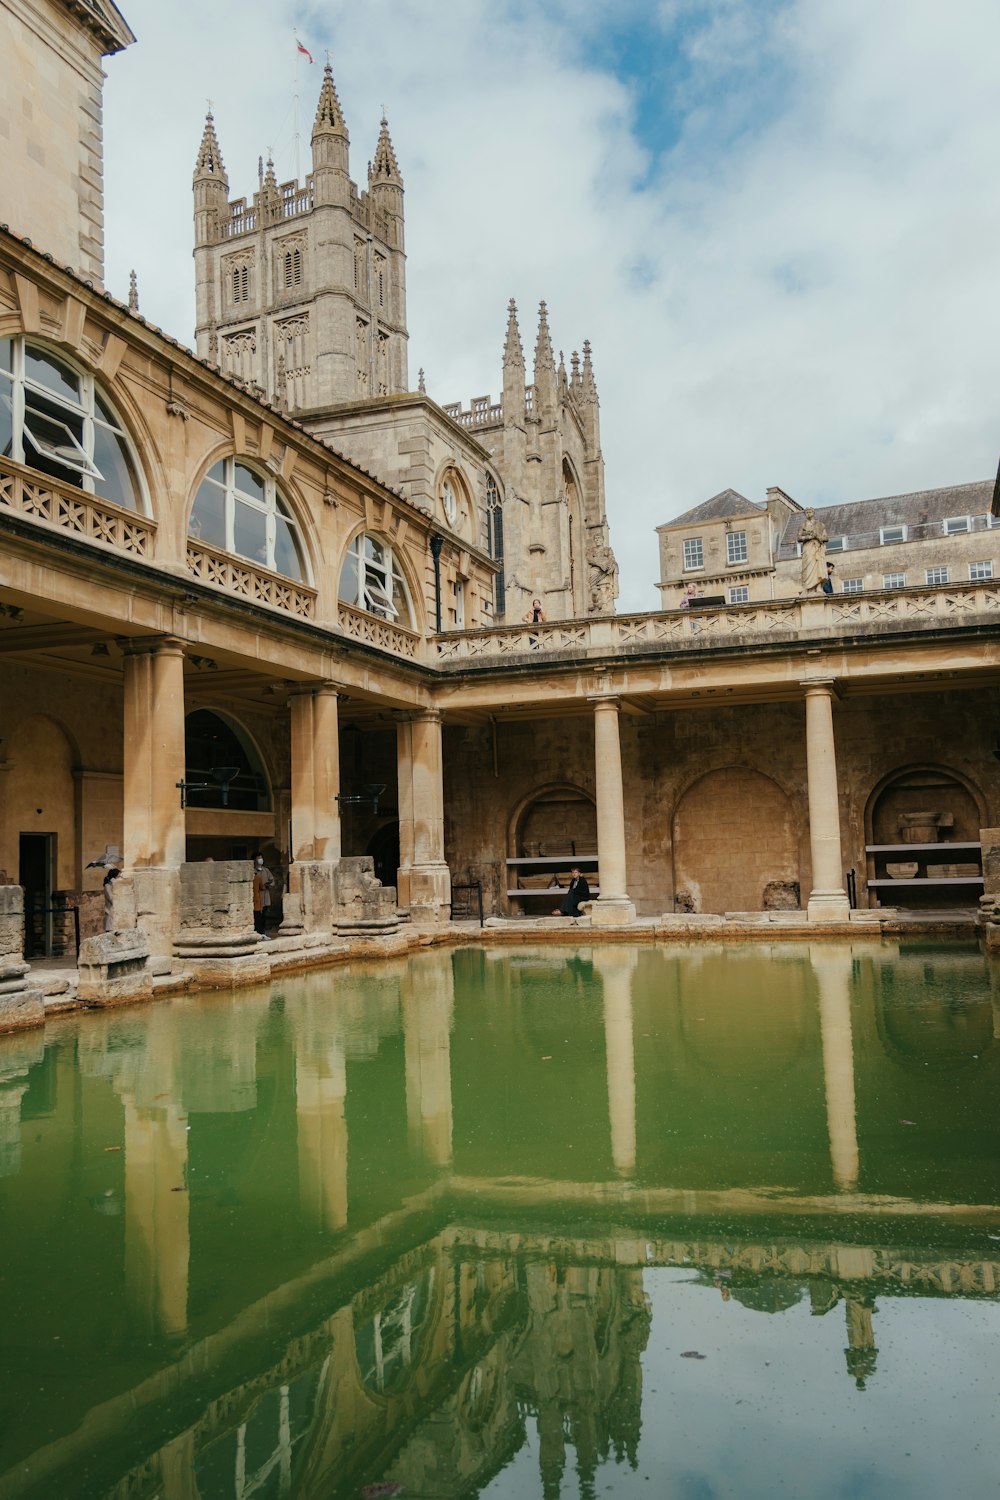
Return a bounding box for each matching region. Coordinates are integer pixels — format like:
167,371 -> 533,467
1,940 -> 998,1500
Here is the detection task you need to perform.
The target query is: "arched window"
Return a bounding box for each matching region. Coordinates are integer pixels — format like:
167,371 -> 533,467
486,473 -> 505,615
0,337 -> 143,511
184,709 -> 270,811
189,458 -> 307,580
338,533 -> 413,625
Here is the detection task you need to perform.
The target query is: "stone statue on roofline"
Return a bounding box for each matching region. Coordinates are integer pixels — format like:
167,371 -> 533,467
799,508 -> 829,593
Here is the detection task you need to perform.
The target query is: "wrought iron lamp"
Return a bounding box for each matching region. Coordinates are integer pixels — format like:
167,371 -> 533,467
176,764 -> 241,808
336,783 -> 386,814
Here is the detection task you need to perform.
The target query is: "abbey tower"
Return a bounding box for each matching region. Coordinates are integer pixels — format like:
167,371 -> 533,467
193,64 -> 407,409
192,62 -> 618,621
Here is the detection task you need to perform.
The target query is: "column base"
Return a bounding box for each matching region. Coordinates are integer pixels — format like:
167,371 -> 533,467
590,897 -> 637,928
281,860 -> 337,937
807,890 -> 852,923
407,863 -> 452,928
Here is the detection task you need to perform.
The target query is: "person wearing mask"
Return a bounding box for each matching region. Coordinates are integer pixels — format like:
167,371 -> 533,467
252,854 -> 274,938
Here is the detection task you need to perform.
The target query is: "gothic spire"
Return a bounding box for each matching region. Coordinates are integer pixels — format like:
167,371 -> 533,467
557,349 -> 568,396
312,61 -> 348,138
369,113 -> 403,186
533,300 -> 555,376
128,269 -> 139,314
194,111 -> 227,183
503,298 -> 524,370
581,339 -> 598,402
570,350 -> 582,390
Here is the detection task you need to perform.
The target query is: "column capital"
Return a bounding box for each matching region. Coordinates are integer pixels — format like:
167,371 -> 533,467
412,707 -> 443,725
288,680 -> 347,700
121,634 -> 188,659
800,676 -> 840,696
587,693 -> 621,710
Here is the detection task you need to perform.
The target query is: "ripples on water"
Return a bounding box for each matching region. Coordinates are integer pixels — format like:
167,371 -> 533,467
0,941 -> 997,1499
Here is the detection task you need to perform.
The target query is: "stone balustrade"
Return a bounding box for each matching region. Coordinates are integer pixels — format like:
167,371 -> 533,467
186,540 -> 317,619
337,600 -> 420,658
433,581 -> 1000,664
0,456 -> 155,559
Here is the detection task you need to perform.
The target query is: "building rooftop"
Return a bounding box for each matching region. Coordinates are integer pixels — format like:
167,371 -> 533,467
659,489 -> 763,530
779,480 -> 994,549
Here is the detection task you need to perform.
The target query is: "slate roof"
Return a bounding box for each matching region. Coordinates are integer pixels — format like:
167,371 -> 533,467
779,480 -> 994,549
660,489 -> 763,529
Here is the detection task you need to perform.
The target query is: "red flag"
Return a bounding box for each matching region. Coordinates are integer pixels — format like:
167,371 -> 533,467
296,39 -> 314,63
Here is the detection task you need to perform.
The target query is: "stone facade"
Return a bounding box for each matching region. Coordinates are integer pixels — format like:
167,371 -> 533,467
192,71 -> 617,626
0,0 -> 999,980
657,480 -> 999,608
0,0 -> 133,283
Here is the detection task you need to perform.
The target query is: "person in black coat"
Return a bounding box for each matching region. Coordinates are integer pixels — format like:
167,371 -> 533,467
553,867 -> 591,917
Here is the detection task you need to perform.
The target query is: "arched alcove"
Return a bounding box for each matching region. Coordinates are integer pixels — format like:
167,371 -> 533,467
510,783 -> 596,859
866,765 -> 984,907
183,710 -> 271,812
672,767 -> 799,914
3,714 -> 77,955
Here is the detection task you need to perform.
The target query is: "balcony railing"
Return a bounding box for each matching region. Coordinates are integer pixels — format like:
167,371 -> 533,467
0,457 -> 155,558
337,600 -> 420,659
433,582 -> 1000,664
186,541 -> 317,619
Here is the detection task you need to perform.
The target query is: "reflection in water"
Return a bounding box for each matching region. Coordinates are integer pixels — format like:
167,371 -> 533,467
0,941 -> 998,1500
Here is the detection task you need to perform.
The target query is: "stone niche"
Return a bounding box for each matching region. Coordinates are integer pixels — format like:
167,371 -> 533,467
173,861 -> 270,986
0,887 -> 44,1032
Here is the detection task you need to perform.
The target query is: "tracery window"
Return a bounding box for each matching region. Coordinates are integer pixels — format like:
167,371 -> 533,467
0,337 -> 143,511
189,458 -> 306,580
486,473 -> 505,615
338,532 -> 413,624
231,264 -> 250,303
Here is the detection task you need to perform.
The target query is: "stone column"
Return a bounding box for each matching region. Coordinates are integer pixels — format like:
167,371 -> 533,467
590,696 -> 636,925
597,947 -> 637,1176
811,944 -> 859,1191
397,708 -> 451,926
122,638 -> 188,963
403,952 -> 454,1166
284,683 -> 342,938
122,1087 -> 190,1336
802,679 -> 851,922
0,887 -> 43,1032
295,1038 -> 348,1232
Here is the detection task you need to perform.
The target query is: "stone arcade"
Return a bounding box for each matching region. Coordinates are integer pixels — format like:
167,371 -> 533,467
1,0 -> 1000,1011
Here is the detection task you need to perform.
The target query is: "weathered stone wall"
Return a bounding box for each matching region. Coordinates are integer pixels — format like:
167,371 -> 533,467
441,687 -> 1000,918
0,0 -> 113,281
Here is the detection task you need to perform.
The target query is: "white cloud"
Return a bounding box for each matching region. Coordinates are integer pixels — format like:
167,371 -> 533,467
104,0 -> 1000,612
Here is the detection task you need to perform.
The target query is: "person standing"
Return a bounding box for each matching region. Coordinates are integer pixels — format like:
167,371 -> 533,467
821,562 -> 835,595
252,854 -> 273,938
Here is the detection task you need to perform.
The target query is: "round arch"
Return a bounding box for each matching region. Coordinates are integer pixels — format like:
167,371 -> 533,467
672,765 -> 800,914
865,762 -> 985,844
186,450 -> 316,584
507,781 -> 597,859
0,332 -> 151,517
336,524 -> 424,632
432,459 -> 476,542
183,708 -> 273,811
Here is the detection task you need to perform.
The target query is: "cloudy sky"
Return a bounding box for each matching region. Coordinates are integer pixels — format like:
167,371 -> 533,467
104,0 -> 1000,612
